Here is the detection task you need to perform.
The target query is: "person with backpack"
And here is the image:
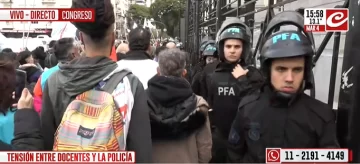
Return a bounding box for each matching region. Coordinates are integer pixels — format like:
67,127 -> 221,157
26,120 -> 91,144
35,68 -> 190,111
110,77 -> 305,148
40,0 -> 152,162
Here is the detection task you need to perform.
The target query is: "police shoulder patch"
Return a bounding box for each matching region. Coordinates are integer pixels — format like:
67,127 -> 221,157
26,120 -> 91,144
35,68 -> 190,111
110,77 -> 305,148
247,122 -> 261,141
228,127 -> 241,144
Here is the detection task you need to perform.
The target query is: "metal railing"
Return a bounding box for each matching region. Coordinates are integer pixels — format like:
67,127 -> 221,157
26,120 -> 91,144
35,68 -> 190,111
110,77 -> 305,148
184,0 -> 352,148
184,0 -> 348,101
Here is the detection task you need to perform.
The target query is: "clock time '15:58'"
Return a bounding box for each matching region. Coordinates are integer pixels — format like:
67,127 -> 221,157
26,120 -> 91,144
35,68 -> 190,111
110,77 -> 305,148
305,9 -> 324,18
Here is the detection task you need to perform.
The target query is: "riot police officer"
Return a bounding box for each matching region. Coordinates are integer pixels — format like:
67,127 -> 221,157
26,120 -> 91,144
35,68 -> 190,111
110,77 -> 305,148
207,17 -> 264,162
192,40 -> 217,98
227,11 -> 339,163
191,37 -> 213,81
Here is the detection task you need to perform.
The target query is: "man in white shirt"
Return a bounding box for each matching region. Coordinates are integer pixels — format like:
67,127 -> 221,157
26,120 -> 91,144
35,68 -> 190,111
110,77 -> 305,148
117,27 -> 158,89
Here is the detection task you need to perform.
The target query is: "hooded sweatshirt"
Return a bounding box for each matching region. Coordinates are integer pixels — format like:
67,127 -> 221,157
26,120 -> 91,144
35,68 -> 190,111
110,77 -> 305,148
41,56 -> 152,162
34,50 -> 117,115
146,76 -> 212,163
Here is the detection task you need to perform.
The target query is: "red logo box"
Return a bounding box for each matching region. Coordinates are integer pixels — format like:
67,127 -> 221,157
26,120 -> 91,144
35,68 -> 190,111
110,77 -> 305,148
326,9 -> 349,32
266,148 -> 281,163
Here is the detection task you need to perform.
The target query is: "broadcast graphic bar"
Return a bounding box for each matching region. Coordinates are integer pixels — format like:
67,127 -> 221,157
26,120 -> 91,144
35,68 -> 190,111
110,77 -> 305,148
0,8 -> 95,22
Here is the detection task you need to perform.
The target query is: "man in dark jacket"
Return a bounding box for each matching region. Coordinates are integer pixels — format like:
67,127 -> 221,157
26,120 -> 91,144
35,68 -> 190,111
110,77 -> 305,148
190,38 -> 210,82
207,18 -> 264,163
228,13 -> 339,162
192,40 -> 218,99
40,0 -> 152,162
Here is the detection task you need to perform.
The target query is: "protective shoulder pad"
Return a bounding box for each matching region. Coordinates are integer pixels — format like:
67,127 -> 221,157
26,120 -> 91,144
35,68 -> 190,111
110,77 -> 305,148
238,90 -> 261,110
303,94 -> 335,122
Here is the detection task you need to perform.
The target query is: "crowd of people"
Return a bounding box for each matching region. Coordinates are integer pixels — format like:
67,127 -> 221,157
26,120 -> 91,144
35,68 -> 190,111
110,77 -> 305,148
0,0 -> 339,163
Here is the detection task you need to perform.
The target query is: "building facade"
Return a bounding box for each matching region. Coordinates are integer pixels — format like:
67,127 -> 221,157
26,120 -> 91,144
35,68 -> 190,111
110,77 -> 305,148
130,0 -> 154,7
146,0 -> 154,7
114,0 -> 129,38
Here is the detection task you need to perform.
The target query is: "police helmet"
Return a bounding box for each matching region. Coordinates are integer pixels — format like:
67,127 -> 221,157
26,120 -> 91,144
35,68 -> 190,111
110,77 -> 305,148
216,17 -> 252,64
202,41 -> 217,57
260,11 -> 316,89
199,36 -> 213,53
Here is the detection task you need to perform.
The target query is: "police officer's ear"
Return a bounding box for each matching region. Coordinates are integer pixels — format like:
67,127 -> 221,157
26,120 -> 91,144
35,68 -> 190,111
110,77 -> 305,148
182,69 -> 187,77
157,67 -> 161,75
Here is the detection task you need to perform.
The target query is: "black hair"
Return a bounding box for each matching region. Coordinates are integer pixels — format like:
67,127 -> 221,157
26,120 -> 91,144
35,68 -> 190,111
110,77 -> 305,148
44,53 -> 58,68
128,27 -> 151,51
0,52 -> 19,68
38,46 -> 45,52
49,40 -> 57,48
0,52 -> 16,62
0,52 -> 16,114
32,46 -> 47,60
54,38 -> 75,61
1,48 -> 13,53
17,50 -> 32,65
71,0 -> 115,41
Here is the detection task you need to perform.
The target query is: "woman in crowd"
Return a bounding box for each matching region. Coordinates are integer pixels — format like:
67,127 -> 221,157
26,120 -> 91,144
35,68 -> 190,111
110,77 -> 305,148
16,50 -> 43,94
0,52 -> 43,150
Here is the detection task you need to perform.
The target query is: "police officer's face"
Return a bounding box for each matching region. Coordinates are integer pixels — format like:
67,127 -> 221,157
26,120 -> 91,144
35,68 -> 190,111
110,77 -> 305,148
205,56 -> 216,64
224,39 -> 243,63
270,57 -> 305,93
